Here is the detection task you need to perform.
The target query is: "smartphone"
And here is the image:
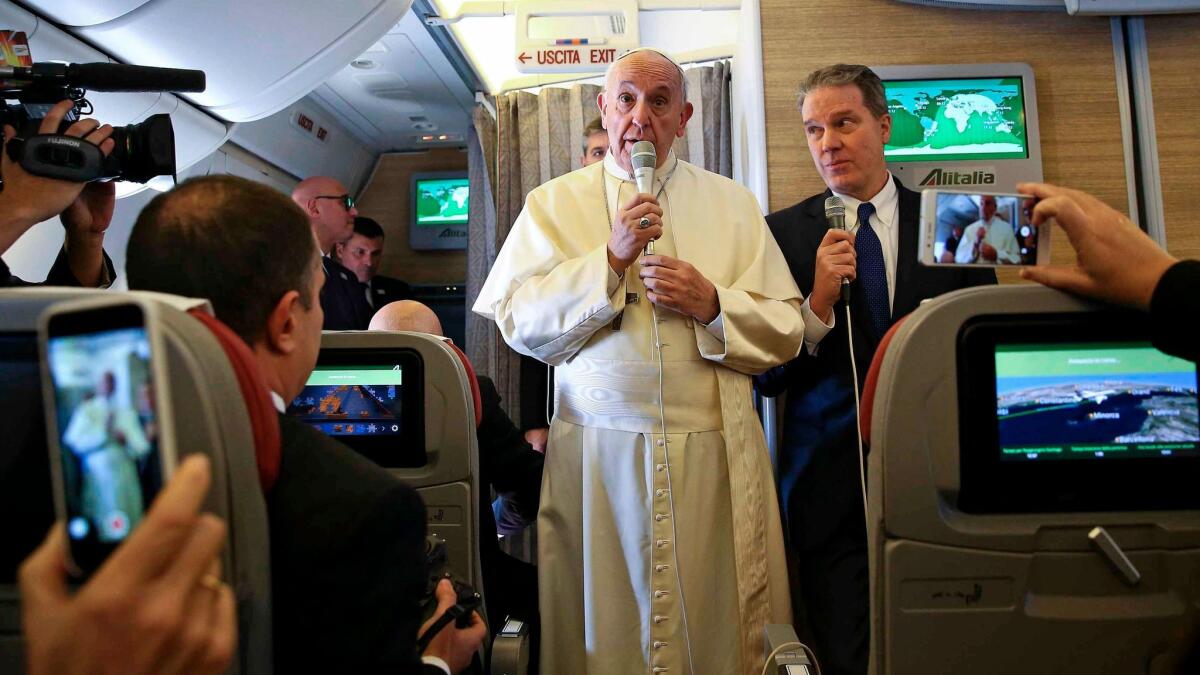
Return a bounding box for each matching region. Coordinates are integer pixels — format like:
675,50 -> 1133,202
40,298 -> 177,578
919,189 -> 1050,267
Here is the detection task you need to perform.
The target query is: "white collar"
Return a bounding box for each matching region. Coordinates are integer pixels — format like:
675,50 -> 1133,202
269,391 -> 286,414
603,149 -> 680,184
832,172 -> 898,229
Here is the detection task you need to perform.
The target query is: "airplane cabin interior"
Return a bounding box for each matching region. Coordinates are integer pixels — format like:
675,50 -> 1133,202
2,1 -> 1199,674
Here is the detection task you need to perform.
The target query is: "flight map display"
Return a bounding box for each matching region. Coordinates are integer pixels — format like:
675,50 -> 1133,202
883,77 -> 1028,162
288,365 -> 405,437
995,342 -> 1200,461
414,177 -> 469,226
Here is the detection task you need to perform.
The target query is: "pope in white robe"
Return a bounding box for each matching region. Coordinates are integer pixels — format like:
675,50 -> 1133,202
955,195 -> 1022,264
473,49 -> 805,675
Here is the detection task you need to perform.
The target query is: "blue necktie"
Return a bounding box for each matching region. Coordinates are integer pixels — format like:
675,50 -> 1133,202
855,202 -> 890,339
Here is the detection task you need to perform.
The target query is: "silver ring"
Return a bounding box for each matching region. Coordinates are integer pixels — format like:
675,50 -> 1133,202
639,216 -> 651,229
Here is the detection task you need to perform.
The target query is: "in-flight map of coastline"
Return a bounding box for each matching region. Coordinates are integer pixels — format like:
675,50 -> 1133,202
883,77 -> 1027,162
995,343 -> 1200,461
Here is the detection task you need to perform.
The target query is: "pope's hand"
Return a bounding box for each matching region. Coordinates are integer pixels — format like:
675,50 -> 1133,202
638,254 -> 719,324
980,242 -> 997,262
608,193 -> 663,274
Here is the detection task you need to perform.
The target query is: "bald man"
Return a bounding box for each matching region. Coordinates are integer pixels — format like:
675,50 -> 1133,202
291,176 -> 372,330
369,299 -> 443,335
474,48 -> 803,675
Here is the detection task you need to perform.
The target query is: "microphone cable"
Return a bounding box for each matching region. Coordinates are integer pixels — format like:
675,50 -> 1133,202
843,303 -> 869,530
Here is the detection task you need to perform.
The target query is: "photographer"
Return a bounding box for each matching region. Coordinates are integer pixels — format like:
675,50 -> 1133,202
1,99 -> 117,288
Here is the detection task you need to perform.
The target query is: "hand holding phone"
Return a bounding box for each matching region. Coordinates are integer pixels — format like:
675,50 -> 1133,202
19,455 -> 235,675
40,298 -> 177,578
919,189 -> 1051,267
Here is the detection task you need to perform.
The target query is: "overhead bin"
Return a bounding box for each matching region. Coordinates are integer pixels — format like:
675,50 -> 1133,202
15,0 -> 153,27
60,0 -> 414,122
1,2 -> 230,194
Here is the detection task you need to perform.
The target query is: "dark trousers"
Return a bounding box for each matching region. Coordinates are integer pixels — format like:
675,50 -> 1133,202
792,506 -> 869,675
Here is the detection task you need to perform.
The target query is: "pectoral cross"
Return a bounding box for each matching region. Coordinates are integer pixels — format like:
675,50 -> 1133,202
611,292 -> 640,330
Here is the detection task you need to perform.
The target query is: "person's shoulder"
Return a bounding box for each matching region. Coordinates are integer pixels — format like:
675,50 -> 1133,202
323,256 -> 360,287
527,161 -> 602,201
767,190 -> 827,228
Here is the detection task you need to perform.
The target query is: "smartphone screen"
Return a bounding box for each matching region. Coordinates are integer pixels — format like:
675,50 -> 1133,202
45,304 -> 164,575
928,191 -> 1039,266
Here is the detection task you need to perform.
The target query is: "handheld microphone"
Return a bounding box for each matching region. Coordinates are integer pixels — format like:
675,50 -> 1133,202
631,140 -> 656,195
631,140 -> 657,254
824,195 -> 851,304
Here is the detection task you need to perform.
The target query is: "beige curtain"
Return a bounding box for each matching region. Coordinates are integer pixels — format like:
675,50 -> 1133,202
466,62 -> 733,422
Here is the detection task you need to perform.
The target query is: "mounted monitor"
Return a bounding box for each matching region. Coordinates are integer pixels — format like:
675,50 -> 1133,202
410,171 -> 469,251
871,63 -> 1043,191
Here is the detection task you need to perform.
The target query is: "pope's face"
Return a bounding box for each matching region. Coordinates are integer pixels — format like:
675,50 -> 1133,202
981,195 -> 997,221
597,52 -> 693,174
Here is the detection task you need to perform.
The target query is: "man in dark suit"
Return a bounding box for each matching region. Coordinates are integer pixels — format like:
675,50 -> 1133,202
291,176 -> 373,330
127,175 -> 485,674
757,64 -> 994,675
334,216 -> 414,312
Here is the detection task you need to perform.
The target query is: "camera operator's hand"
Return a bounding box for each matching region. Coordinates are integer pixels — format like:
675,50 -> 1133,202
61,181 -> 116,286
0,100 -> 115,256
19,455 -> 236,675
420,579 -> 487,674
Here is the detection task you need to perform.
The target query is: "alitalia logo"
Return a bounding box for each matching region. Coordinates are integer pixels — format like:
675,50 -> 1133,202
919,168 -> 996,186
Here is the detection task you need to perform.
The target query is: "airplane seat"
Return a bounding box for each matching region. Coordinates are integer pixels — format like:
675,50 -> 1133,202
187,308 -> 282,491
443,339 -> 484,428
0,289 -> 273,675
865,285 -> 1200,675
303,331 -> 522,669
859,316 -> 909,445
439,338 -> 533,674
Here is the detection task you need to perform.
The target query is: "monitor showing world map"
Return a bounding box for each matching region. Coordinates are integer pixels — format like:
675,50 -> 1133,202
883,76 -> 1028,163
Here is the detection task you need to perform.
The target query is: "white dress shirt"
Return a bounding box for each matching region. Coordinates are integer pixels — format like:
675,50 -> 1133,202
801,173 -> 900,352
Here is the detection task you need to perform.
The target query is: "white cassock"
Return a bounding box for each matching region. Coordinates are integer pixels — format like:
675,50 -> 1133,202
473,151 -> 804,675
955,215 -> 1022,264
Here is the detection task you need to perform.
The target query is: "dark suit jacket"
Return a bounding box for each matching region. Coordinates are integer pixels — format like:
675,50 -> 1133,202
1150,260 -> 1199,364
1,245 -> 115,287
475,375 -> 543,630
367,274 -> 415,311
273,414 -> 441,674
320,256 -> 372,331
758,177 -> 995,551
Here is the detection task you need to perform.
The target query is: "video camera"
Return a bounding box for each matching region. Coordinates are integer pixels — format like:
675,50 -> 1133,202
1,61 -> 206,184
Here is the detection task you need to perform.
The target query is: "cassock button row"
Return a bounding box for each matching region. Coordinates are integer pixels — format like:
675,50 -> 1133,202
656,489 -> 669,498
653,615 -> 668,624
653,641 -> 668,650
656,463 -> 666,472
654,590 -> 670,599
655,513 -> 669,522
655,539 -> 670,549
655,439 -> 665,447
656,564 -> 670,573
653,668 -> 669,673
